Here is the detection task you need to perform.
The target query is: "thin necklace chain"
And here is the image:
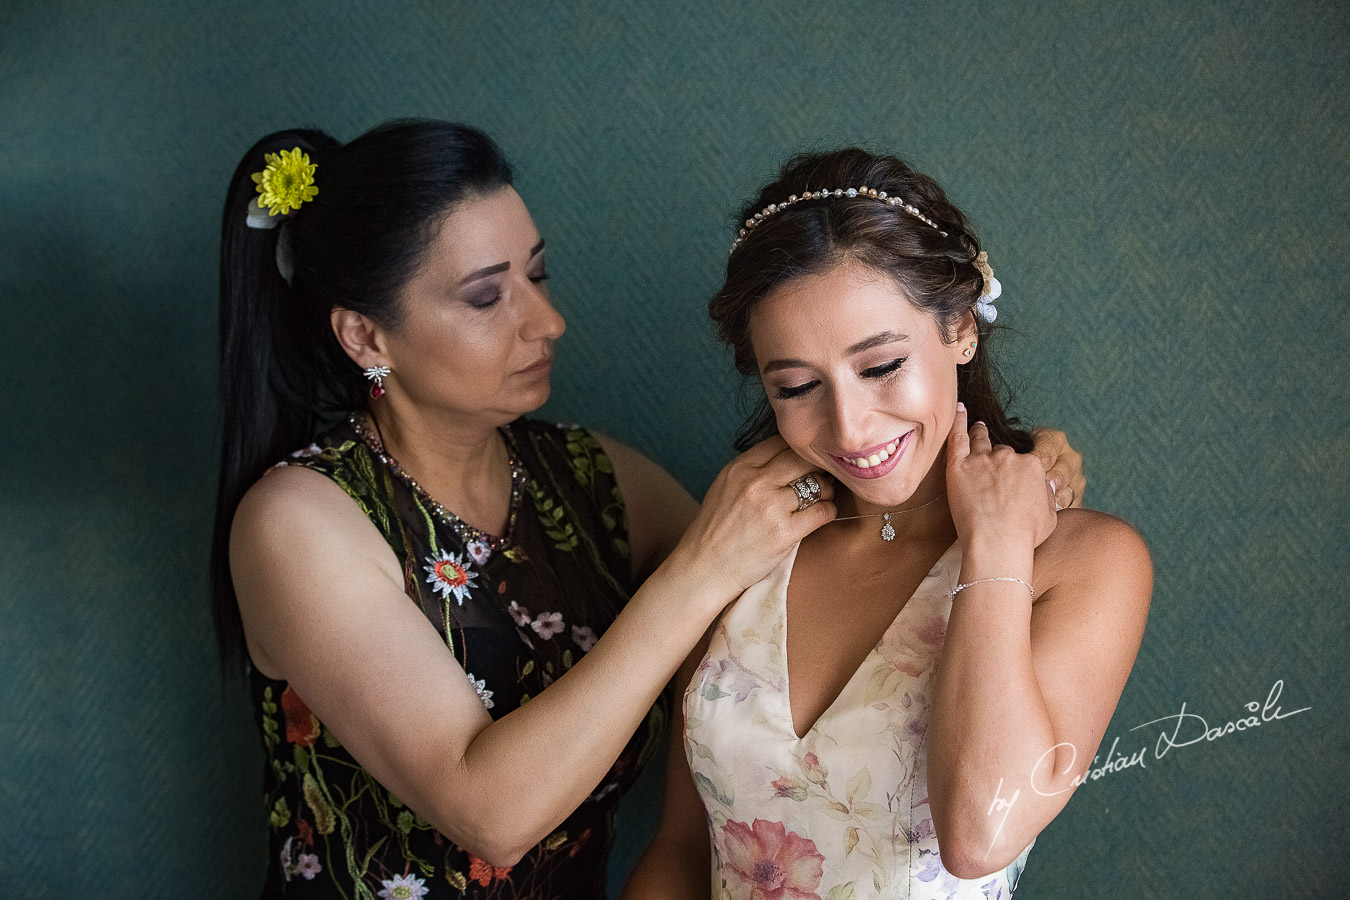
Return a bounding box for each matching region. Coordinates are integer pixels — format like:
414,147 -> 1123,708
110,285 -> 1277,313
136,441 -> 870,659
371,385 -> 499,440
833,491 -> 948,522
348,411 -> 525,550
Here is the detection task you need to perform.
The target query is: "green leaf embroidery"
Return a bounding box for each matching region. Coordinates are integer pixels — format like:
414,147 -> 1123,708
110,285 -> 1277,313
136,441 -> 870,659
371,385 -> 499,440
396,810 -> 414,834
302,772 -> 335,835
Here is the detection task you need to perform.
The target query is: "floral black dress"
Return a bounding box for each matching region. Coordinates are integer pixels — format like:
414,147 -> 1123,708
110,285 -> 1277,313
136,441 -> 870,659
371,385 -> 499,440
251,414 -> 669,899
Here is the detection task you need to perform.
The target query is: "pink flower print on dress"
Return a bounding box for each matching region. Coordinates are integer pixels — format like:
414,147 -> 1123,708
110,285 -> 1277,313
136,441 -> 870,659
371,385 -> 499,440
720,818 -> 825,900
423,550 -> 478,605
572,624 -> 598,651
465,539 -> 491,566
770,775 -> 808,802
296,853 -> 321,880
508,601 -> 532,627
531,611 -> 564,639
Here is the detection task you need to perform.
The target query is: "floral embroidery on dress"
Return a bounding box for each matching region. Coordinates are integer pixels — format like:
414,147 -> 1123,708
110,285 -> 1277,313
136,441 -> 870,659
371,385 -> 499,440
466,671 -> 495,709
424,549 -> 478,604
466,539 -> 492,566
531,611 -> 564,639
254,418 -> 656,897
572,624 -> 598,651
378,873 -> 430,899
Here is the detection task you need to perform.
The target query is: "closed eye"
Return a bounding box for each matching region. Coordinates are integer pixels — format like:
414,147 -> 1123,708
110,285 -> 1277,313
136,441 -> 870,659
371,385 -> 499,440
861,357 -> 906,378
774,380 -> 820,400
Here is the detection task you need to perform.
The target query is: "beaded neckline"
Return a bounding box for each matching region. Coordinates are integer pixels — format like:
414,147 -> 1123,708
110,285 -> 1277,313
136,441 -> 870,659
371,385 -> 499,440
347,412 -> 526,551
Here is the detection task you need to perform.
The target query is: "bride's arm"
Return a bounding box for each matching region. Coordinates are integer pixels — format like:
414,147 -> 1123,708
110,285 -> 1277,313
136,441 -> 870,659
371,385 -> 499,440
925,406 -> 1152,878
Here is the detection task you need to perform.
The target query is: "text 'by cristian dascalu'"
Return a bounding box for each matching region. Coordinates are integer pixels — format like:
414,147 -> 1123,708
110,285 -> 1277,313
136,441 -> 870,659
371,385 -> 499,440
981,679 -> 1310,857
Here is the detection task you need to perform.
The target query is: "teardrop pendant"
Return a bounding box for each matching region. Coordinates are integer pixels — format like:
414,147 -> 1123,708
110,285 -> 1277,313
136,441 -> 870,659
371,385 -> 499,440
880,513 -> 896,541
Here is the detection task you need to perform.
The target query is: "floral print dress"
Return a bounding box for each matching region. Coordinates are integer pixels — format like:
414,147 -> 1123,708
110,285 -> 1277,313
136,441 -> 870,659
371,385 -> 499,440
683,541 -> 1033,900
252,415 -> 667,899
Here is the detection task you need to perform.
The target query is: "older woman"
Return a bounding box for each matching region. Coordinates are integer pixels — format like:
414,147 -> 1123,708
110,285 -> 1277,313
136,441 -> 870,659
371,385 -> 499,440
213,122 -> 1085,898
626,149 -> 1147,899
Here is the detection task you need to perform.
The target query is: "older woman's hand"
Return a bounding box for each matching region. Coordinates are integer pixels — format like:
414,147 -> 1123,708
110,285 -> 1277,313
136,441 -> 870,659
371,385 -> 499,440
946,404 -> 1058,552
1030,427 -> 1085,510
664,435 -> 836,611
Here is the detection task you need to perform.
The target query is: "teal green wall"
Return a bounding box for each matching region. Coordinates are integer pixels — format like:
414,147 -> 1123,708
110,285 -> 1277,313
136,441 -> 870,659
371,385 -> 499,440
2,1 -> 1346,895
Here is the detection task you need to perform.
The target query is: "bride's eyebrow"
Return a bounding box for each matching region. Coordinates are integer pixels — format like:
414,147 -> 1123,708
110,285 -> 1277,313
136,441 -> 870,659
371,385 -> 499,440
847,330 -> 909,355
762,331 -> 911,375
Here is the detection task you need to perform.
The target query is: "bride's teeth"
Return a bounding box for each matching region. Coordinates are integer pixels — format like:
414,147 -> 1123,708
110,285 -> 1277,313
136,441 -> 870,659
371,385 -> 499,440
855,457 -> 870,468
867,453 -> 882,466
877,448 -> 890,462
887,439 -> 899,453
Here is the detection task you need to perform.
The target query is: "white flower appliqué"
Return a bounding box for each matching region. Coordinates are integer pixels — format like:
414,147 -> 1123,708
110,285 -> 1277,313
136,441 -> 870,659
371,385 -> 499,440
423,550 -> 478,605
466,671 -> 495,710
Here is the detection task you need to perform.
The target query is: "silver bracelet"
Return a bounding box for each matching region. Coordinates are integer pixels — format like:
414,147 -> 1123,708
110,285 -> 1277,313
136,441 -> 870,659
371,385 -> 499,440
949,576 -> 1035,601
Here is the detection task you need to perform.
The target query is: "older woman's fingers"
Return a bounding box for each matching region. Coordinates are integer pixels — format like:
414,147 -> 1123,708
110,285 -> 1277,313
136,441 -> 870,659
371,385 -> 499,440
968,419 -> 993,454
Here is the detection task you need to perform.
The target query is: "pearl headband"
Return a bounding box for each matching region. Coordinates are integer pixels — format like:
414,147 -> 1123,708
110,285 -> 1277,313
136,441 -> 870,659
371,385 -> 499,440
729,186 -> 948,256
728,185 -> 1003,323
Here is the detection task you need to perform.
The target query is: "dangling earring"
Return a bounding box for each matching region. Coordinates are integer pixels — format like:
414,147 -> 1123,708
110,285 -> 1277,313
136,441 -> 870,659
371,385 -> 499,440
364,365 -> 391,399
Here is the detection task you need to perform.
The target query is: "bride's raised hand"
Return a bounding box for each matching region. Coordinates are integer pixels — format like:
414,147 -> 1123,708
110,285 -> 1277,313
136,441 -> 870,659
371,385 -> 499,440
664,435 -> 836,608
945,402 -> 1057,551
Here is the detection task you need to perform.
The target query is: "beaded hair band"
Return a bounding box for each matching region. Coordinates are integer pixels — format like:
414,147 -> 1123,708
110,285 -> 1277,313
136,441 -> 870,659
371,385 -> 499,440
727,185 -> 1004,323
728,185 -> 948,255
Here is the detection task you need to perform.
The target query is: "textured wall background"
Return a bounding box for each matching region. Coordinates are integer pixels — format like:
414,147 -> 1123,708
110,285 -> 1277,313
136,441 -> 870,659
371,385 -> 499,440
2,1 -> 1347,896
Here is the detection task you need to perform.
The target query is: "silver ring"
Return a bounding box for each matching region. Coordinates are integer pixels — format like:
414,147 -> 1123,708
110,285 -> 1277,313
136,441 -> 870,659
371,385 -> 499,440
789,473 -> 822,511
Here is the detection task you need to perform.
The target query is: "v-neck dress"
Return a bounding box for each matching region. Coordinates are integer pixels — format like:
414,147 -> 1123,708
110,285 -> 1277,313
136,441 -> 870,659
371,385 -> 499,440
682,541 -> 1034,899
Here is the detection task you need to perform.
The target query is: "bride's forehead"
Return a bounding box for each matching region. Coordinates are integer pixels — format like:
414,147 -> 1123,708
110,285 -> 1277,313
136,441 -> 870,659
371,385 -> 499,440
751,268 -> 935,344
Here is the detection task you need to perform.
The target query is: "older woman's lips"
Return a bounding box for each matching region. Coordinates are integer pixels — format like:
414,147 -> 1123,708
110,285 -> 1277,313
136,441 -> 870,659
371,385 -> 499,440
517,355 -> 553,375
832,431 -> 913,480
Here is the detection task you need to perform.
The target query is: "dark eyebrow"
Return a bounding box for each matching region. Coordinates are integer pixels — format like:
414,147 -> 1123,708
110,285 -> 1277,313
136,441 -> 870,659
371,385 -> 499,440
847,330 -> 909,354
761,330 -> 909,374
457,239 -> 547,286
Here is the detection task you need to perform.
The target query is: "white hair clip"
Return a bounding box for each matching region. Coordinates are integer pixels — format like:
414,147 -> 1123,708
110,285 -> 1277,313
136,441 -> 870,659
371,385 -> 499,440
973,251 -> 1002,322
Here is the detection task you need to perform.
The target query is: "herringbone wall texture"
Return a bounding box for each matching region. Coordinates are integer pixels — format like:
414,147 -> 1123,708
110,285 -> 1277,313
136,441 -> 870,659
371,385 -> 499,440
2,1 -> 1346,896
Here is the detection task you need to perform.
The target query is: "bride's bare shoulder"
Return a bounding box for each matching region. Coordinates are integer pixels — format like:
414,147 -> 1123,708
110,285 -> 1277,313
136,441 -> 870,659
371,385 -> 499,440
1034,508 -> 1152,606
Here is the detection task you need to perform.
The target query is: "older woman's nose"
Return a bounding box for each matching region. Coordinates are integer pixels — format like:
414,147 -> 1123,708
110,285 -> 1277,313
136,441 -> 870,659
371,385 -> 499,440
522,281 -> 565,342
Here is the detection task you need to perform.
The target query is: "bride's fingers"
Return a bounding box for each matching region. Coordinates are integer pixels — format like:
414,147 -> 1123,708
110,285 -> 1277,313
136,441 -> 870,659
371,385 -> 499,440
947,402 -> 971,461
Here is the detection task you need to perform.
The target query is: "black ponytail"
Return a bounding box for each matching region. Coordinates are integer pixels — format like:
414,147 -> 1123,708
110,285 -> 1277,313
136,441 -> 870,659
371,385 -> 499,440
211,120 -> 514,672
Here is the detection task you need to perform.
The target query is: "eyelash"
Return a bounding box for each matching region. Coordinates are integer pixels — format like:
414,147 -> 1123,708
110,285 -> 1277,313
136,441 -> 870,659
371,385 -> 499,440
774,357 -> 907,400
471,272 -> 550,309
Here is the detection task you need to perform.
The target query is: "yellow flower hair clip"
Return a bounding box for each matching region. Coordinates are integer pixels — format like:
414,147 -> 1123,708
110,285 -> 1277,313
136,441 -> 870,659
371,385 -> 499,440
247,147 -> 318,227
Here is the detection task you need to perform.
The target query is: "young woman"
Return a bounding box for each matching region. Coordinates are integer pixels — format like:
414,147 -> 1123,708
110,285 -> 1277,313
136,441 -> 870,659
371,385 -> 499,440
625,149 -> 1149,899
214,122 -> 1086,897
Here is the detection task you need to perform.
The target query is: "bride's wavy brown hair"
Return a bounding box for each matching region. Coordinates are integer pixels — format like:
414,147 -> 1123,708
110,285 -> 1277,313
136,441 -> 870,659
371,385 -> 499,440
709,148 -> 1032,453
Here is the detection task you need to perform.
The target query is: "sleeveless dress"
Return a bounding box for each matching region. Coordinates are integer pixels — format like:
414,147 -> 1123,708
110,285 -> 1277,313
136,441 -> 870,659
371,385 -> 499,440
683,541 -> 1033,900
251,414 -> 668,899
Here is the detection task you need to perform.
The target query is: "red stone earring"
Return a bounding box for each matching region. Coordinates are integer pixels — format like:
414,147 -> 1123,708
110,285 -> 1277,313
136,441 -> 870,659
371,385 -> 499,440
363,365 -> 390,399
